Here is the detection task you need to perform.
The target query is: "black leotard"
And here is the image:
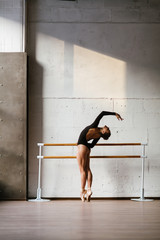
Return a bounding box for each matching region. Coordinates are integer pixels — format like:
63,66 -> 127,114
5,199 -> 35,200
77,111 -> 116,149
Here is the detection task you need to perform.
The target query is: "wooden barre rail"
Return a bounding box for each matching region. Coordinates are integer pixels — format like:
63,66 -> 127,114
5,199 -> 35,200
41,143 -> 143,160
39,143 -> 144,159
43,155 -> 141,159
44,143 -> 142,146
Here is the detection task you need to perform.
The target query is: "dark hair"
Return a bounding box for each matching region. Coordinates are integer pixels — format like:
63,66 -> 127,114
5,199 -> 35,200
101,131 -> 111,140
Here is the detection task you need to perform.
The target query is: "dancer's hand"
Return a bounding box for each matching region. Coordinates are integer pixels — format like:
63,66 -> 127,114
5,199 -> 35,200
115,113 -> 123,121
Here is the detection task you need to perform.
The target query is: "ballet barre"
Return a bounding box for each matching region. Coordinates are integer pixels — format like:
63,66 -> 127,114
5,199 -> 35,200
29,143 -> 153,202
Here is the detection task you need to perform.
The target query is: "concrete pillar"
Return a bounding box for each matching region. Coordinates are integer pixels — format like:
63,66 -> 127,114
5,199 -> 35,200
0,53 -> 27,200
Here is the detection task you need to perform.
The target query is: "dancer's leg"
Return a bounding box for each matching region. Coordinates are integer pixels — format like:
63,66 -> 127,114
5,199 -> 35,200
77,145 -> 90,201
86,150 -> 93,202
86,150 -> 92,189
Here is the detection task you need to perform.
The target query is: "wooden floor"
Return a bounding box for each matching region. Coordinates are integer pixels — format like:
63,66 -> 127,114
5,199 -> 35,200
0,200 -> 160,240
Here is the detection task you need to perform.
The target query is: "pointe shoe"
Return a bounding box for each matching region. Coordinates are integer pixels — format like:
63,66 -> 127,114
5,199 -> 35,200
86,188 -> 92,202
80,189 -> 87,202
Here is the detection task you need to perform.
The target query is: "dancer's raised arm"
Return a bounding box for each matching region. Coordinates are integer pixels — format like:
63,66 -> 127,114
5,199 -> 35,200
90,111 -> 116,128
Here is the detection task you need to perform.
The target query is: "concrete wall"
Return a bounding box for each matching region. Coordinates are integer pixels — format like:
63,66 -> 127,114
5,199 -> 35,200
0,0 -> 25,52
28,0 -> 160,198
0,53 -> 27,199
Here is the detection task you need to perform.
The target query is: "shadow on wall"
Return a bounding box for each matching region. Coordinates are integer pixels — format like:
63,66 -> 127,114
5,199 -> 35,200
28,23 -> 160,99
27,56 -> 44,197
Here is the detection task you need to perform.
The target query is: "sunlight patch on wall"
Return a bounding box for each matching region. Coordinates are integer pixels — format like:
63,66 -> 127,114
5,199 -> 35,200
73,45 -> 126,98
35,32 -> 66,97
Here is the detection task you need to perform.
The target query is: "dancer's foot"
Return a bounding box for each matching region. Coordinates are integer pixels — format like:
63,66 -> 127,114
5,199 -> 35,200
86,188 -> 92,202
80,189 -> 87,202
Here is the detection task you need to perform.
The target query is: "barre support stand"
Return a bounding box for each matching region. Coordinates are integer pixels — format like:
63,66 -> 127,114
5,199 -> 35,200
131,144 -> 153,202
28,143 -> 50,202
